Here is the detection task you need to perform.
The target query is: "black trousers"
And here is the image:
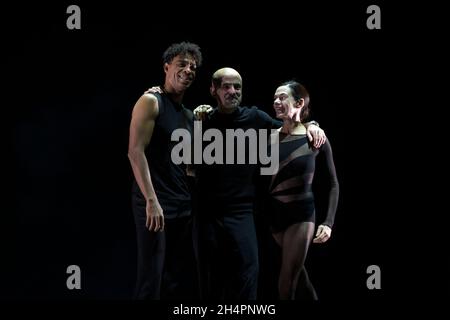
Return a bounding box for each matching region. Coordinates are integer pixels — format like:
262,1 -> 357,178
193,207 -> 259,300
132,195 -> 197,300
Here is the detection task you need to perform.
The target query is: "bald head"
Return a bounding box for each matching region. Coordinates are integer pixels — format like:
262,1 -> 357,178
212,68 -> 242,88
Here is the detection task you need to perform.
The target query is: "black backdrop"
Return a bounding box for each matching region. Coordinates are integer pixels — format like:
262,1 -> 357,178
4,0 -> 429,308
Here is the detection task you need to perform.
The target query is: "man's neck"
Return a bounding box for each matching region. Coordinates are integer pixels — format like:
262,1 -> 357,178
163,85 -> 184,104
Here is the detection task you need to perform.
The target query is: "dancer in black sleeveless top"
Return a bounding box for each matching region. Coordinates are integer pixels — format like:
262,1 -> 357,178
128,42 -> 202,299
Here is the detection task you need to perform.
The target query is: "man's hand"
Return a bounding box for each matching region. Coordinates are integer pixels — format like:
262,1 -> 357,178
146,198 -> 164,232
306,124 -> 326,148
313,224 -> 331,243
144,86 -> 164,95
193,104 -> 213,120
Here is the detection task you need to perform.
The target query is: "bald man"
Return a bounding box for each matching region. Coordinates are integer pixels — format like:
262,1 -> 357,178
193,68 -> 325,300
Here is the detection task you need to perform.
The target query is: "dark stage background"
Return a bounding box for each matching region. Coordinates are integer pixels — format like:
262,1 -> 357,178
5,1 -> 437,308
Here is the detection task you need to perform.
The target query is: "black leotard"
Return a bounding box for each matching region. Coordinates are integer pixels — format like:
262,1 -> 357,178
267,133 -> 339,233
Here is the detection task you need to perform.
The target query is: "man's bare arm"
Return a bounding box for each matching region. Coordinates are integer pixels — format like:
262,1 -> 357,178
128,94 -> 164,232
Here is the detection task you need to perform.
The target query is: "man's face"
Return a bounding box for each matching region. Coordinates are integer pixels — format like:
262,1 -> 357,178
164,54 -> 197,93
213,74 -> 242,112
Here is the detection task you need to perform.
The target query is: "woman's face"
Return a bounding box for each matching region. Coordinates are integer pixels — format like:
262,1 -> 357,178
273,85 -> 302,121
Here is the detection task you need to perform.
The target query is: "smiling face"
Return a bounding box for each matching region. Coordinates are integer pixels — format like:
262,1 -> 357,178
164,54 -> 197,94
215,75 -> 242,111
211,68 -> 242,113
273,85 -> 303,122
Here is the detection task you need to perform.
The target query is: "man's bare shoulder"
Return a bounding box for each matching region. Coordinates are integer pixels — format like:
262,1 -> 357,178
133,93 -> 159,118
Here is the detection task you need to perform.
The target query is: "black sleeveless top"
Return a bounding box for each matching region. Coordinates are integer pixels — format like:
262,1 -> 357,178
132,93 -> 193,219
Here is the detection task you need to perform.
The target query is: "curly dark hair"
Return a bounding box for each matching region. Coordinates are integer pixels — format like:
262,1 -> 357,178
162,42 -> 203,67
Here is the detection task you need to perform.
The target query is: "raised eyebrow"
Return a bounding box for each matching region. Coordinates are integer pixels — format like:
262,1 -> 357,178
177,60 -> 197,67
223,82 -> 241,87
221,82 -> 235,86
